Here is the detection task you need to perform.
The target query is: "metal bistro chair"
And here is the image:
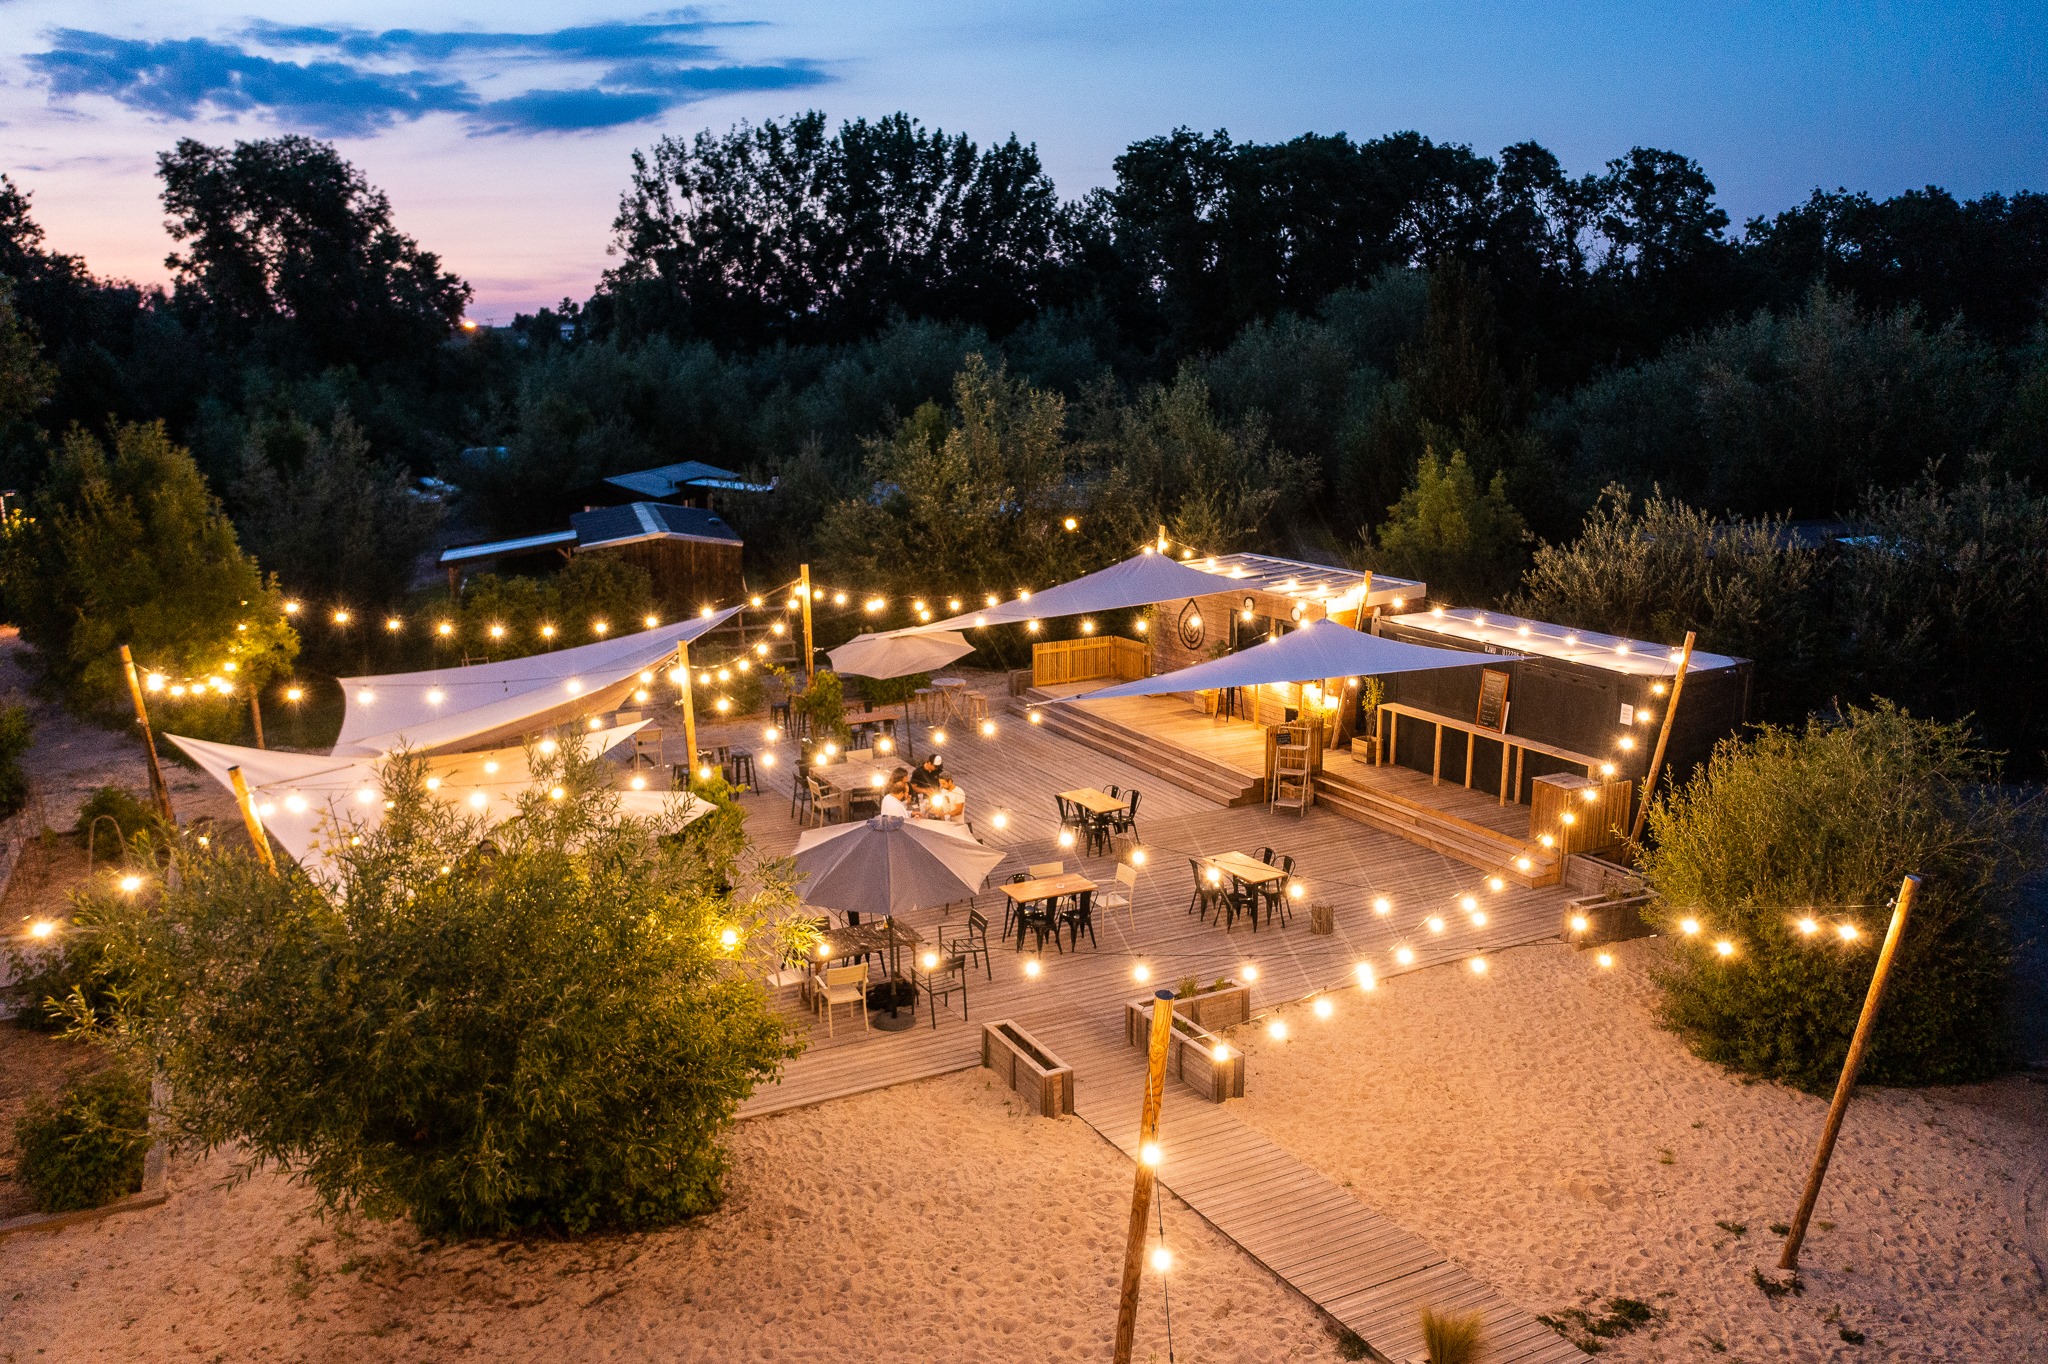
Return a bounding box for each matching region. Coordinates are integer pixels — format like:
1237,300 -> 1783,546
917,953 -> 969,1029
1229,874 -> 1261,932
790,762 -> 814,821
1015,883 -> 1064,954
1058,888 -> 1098,951
939,908 -> 993,980
1262,854 -> 1298,928
1113,789 -> 1141,841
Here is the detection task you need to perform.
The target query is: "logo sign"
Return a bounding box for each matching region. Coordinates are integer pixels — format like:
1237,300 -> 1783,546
1176,599 -> 1205,650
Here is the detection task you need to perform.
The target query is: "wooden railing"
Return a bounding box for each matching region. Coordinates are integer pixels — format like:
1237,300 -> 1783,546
1032,636 -> 1150,688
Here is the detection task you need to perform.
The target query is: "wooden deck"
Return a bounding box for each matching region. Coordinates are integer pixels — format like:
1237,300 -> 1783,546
687,689 -> 1583,1363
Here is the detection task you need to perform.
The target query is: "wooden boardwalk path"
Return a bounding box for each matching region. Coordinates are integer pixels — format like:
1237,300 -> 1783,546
1038,1018 -> 1584,1364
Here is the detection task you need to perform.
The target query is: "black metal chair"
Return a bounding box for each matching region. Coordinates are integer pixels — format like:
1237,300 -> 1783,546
939,908 -> 993,980
1112,789 -> 1141,841
1059,889 -> 1098,951
1255,846 -> 1276,864
790,762 -> 814,820
917,954 -> 969,1028
1016,894 -> 1062,953
1001,872 -> 1030,944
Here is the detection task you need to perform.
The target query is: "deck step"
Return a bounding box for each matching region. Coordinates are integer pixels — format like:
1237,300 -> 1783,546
1315,768 -> 1560,888
1021,690 -> 1263,807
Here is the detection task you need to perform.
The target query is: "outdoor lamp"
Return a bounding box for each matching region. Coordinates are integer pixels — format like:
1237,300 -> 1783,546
1470,957 -> 1489,975
1372,897 -> 1391,915
542,625 -> 557,639
1240,964 -> 1258,981
1266,1020 -> 1287,1041
1140,1141 -> 1161,1165
646,615 -> 660,627
1570,915 -> 1589,933
1426,916 -> 1445,934
1596,951 -> 1615,968
489,624 -> 505,639
118,874 -> 143,893
333,609 -> 351,625
990,811 -> 1009,830
386,617 -> 402,632
28,919 -> 55,938
1394,947 -> 1415,965
1796,918 -> 1818,935
285,686 -> 304,703
1679,918 -> 1700,935
721,929 -> 739,949
1312,996 -> 1333,1018
593,621 -> 609,635
980,719 -> 996,737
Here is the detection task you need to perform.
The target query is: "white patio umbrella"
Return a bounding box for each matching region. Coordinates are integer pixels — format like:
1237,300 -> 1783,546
794,813 -> 1005,1027
826,630 -> 974,759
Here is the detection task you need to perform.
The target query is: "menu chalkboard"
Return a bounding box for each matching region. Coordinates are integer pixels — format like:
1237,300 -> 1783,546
1475,668 -> 1511,732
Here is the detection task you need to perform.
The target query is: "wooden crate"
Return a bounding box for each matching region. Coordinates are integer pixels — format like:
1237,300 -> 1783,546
981,1020 -> 1074,1117
1530,772 -> 1633,854
1563,892 -> 1657,946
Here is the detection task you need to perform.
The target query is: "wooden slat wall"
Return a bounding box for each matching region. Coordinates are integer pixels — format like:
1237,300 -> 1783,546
1031,636 -> 1150,687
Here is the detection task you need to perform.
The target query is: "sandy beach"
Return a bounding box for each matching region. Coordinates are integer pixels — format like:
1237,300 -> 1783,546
1225,936 -> 2048,1361
0,1069 -> 1342,1363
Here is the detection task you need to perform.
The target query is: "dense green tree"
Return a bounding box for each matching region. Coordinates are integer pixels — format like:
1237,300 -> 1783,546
603,112 -> 1060,347
233,410 -> 439,614
1367,449 -> 1527,605
158,136 -> 470,374
66,741 -> 803,1237
816,355 -> 1090,604
0,421 -> 296,735
1641,705 -> 2034,1090
1545,287 -> 2004,515
1513,487 -> 1828,719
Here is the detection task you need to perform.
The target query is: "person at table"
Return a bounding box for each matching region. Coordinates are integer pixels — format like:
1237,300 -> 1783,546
908,754 -> 944,797
879,771 -> 913,817
921,774 -> 967,824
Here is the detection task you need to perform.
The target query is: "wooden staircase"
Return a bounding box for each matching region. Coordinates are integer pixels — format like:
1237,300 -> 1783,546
1315,763 -> 1562,888
1020,689 -> 1265,807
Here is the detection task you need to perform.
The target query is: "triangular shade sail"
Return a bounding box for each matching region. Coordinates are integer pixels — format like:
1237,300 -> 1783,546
1061,617 -> 1512,701
792,815 -> 1006,919
827,631 -> 974,679
169,725 -> 707,880
892,553 -> 1234,636
333,607 -> 740,756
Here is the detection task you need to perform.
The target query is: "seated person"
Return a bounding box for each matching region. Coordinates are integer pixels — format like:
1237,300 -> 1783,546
907,755 -> 943,796
922,774 -> 967,823
879,771 -> 913,818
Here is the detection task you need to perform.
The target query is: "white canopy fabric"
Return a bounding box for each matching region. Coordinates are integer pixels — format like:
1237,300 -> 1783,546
827,631 -> 974,679
891,553 -> 1232,636
793,814 -> 1005,919
1060,617 -> 1513,701
169,725 -> 708,880
332,608 -> 740,756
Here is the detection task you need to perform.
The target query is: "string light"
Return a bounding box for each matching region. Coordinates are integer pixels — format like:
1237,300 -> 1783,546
1133,964 -> 1151,983
1312,996 -> 1333,1019
1394,946 -> 1415,965
1596,951 -> 1615,969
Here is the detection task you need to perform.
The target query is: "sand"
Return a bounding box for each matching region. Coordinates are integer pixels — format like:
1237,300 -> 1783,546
1224,936 -> 2048,1361
0,1069 -> 1343,1363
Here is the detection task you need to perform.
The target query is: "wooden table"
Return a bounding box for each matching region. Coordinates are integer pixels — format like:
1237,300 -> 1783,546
814,756 -> 907,810
1000,872 -> 1097,949
1059,787 -> 1127,816
1205,851 -> 1287,886
811,917 -> 927,1029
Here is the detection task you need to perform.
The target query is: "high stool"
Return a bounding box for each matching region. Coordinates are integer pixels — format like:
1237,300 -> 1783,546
726,750 -> 757,790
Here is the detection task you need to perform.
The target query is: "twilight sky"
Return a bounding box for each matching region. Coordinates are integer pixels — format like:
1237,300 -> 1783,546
2,1 -> 2043,321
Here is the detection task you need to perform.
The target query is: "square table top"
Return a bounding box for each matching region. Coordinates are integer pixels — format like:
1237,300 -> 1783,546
810,917 -> 924,964
1205,851 -> 1288,885
814,756 -> 909,794
1001,872 -> 1098,903
1059,787 -> 1128,816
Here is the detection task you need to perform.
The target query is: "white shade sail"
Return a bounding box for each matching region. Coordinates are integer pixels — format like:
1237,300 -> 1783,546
169,725 -> 708,880
1061,617 -> 1513,701
827,631 -> 974,679
891,553 -> 1235,636
793,814 -> 1005,919
333,608 -> 740,756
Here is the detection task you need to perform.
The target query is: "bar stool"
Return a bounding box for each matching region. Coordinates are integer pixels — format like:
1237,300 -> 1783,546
726,749 -> 757,790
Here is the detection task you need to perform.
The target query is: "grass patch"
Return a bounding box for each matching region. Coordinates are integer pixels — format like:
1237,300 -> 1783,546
1715,1220 -> 1748,1237
1751,1267 -> 1803,1298
1769,1221 -> 1790,1235
1539,1296 -> 1664,1352
1420,1305 -> 1483,1364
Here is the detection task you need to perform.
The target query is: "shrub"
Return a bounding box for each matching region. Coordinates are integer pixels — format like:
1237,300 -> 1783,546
0,702 -> 30,818
1420,1304 -> 1483,1364
73,784 -> 157,852
1639,703 -> 2038,1090
73,740 -> 807,1237
13,1065 -> 151,1212
790,668 -> 852,746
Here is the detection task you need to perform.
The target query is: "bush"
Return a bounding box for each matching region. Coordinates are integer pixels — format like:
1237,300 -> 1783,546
75,740 -> 805,1237
13,1065 -> 151,1212
73,784 -> 157,851
790,668 -> 852,746
0,701 -> 29,818
1639,703 -> 2038,1090
1420,1304 -> 1482,1364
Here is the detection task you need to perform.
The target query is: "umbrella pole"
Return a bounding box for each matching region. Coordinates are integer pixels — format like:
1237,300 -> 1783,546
903,699 -> 914,761
889,914 -> 904,1017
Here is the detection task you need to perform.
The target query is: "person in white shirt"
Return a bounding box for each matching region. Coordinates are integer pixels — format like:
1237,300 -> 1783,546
878,770 -> 913,818
925,774 -> 967,823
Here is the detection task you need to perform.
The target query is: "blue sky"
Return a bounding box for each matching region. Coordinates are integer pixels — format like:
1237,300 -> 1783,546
2,1 -> 2043,319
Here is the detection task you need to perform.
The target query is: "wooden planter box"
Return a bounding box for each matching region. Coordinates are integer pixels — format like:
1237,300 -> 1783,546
1563,892 -> 1657,947
1123,999 -> 1244,1103
1532,773 -> 1634,855
981,1020 -> 1074,1117
1122,980 -> 1251,1043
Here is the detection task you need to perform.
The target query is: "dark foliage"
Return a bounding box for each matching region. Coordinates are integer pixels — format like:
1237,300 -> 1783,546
12,1064 -> 150,1213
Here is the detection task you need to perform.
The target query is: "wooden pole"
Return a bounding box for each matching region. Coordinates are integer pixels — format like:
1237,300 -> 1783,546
1113,989 -> 1177,1364
1778,874 -> 1919,1271
799,563 -> 816,686
226,765 -> 278,876
119,644 -> 175,824
1628,630 -> 1696,845
676,641 -> 700,783
248,686 -> 266,750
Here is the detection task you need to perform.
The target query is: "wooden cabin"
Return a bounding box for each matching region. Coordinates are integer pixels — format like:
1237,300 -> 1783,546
439,501 -> 746,617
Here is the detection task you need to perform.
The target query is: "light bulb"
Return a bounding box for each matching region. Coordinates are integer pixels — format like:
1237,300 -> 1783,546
1132,964 -> 1150,983
1267,1019 -> 1288,1040
991,811 -> 1008,829
1395,946 -> 1415,965
1469,957 -> 1488,975
1372,897 -> 1391,915
1312,996 -> 1333,1019
1024,959 -> 1041,978
1596,951 -> 1615,969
